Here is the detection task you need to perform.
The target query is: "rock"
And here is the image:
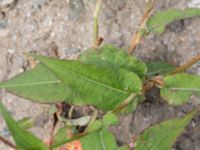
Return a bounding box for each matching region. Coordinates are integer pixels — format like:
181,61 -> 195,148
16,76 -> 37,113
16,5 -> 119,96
0,0 -> 15,6
0,20 -> 7,28
68,0 -> 85,21
34,112 -> 49,128
188,0 -> 200,8
33,0 -> 46,7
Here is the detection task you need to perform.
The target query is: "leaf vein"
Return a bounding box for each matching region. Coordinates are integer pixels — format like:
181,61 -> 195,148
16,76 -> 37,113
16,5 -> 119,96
1,80 -> 61,88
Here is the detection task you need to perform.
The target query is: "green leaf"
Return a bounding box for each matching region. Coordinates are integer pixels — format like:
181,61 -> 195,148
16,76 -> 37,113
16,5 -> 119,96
161,73 -> 200,105
147,8 -> 200,34
53,126 -> 73,148
52,120 -> 103,148
52,127 -> 81,149
54,127 -> 67,145
80,114 -> 119,150
17,117 -> 34,130
146,61 -> 176,77
102,113 -> 119,128
53,123 -> 117,150
31,54 -> 142,111
80,128 -> 118,150
0,64 -> 72,103
119,95 -> 144,114
80,45 -> 147,78
85,120 -> 102,133
135,110 -> 197,150
118,145 -> 130,150
0,101 -> 48,150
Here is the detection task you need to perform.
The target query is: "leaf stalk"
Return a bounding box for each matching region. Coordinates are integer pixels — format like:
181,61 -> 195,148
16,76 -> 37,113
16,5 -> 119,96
112,93 -> 137,113
93,0 -> 102,48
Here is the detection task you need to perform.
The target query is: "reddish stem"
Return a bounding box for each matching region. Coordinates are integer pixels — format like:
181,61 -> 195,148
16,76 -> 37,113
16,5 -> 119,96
171,54 -> 200,74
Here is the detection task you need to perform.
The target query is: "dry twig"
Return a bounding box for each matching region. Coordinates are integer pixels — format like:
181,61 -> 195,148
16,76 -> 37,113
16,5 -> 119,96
0,135 -> 16,149
128,0 -> 154,54
171,54 -> 200,74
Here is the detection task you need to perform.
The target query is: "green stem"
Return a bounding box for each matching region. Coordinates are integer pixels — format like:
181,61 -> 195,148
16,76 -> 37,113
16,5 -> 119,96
112,93 -> 137,114
93,0 -> 102,48
68,106 -> 74,119
51,132 -> 87,148
89,109 -> 98,125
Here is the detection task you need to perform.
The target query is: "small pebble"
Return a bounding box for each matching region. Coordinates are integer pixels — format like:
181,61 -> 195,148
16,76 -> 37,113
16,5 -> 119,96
68,0 -> 85,21
7,49 -> 15,54
188,0 -> 200,8
0,29 -> 9,37
0,0 -> 14,6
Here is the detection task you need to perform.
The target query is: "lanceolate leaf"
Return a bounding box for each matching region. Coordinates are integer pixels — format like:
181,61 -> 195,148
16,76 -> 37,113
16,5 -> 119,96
102,113 -> 119,128
80,45 -> 147,78
0,64 -> 72,103
161,73 -> 200,105
81,128 -> 117,150
147,8 -> 200,34
0,101 -> 48,150
146,61 -> 176,77
17,117 -> 34,130
135,110 -> 197,150
31,54 -> 142,110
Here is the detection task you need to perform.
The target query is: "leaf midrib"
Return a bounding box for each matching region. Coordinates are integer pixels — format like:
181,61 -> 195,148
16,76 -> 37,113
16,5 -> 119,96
0,80 -> 61,88
148,121 -> 187,150
99,131 -> 106,150
0,103 -> 46,149
59,62 -> 130,95
169,87 -> 200,92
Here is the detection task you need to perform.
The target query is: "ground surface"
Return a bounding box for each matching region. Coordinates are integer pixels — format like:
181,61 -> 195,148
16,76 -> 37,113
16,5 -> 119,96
0,0 -> 200,149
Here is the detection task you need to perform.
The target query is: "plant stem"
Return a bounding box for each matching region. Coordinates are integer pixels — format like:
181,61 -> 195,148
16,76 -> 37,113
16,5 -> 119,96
68,106 -> 74,119
128,0 -> 154,54
171,54 -> 200,75
112,93 -> 137,114
142,75 -> 164,92
89,109 -> 98,125
51,132 -> 87,148
93,0 -> 102,48
0,135 -> 16,149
